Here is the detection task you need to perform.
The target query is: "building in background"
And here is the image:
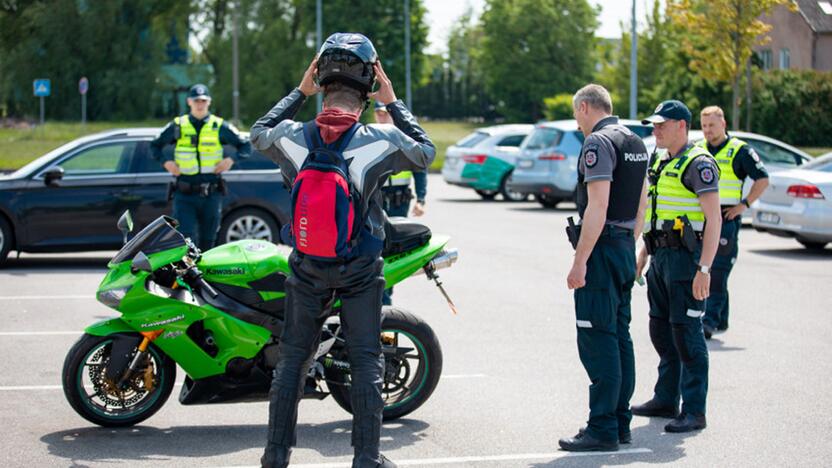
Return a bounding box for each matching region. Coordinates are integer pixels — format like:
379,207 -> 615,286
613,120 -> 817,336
755,0 -> 832,71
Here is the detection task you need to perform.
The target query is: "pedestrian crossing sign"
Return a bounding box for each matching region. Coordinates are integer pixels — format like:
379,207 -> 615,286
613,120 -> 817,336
33,79 -> 51,97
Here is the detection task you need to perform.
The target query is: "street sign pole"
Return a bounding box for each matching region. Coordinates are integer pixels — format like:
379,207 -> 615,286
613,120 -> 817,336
40,96 -> 44,125
79,77 -> 89,125
33,79 -> 51,126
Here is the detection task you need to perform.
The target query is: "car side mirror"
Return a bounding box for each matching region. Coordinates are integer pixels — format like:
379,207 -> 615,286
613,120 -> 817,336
117,211 -> 134,245
131,251 -> 153,274
43,166 -> 64,187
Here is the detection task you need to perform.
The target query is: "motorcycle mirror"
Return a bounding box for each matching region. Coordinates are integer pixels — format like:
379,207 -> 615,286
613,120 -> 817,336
43,166 -> 64,187
131,251 -> 153,274
117,211 -> 134,245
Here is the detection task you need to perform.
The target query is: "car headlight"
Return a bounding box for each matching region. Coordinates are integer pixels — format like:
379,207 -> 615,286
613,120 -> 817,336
97,286 -> 131,309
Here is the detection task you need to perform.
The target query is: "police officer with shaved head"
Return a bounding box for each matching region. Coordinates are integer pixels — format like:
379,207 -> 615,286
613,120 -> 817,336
632,100 -> 722,433
560,84 -> 649,452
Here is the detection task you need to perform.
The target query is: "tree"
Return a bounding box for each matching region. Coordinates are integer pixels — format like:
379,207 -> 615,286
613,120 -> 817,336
478,0 -> 599,121
669,0 -> 792,130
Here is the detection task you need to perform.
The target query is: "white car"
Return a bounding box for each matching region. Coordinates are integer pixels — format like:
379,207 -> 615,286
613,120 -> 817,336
441,124 -> 534,201
751,153 -> 832,250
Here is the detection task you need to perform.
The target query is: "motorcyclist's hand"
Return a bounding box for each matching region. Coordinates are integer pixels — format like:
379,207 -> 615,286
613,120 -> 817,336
214,157 -> 234,174
298,56 -> 321,97
163,160 -> 181,176
567,262 -> 586,290
411,202 -> 425,217
722,204 -> 745,221
693,271 -> 710,301
369,62 -> 397,105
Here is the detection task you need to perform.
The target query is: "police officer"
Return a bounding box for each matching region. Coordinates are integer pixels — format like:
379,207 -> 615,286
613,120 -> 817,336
632,100 -> 722,433
374,99 -> 427,305
559,84 -> 649,452
698,106 -> 769,339
150,84 -> 250,250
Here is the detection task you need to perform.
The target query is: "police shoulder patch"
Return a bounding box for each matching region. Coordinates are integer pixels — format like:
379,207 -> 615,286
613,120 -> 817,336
748,148 -> 760,163
583,143 -> 600,168
699,165 -> 715,184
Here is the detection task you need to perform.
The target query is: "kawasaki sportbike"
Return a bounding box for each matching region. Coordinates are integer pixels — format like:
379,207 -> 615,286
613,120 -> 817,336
62,212 -> 458,427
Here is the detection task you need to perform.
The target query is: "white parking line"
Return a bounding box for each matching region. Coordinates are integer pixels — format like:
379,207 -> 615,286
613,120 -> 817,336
215,448 -> 653,467
0,295 -> 92,300
0,331 -> 81,336
0,375 -> 484,391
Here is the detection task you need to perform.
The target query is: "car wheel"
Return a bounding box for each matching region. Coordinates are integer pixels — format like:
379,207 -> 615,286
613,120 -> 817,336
798,240 -> 828,251
219,208 -> 279,245
499,173 -> 528,202
0,216 -> 12,267
475,189 -> 498,200
535,194 -> 561,209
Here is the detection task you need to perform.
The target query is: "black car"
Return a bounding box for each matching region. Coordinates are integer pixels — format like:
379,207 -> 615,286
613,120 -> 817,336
0,128 -> 290,265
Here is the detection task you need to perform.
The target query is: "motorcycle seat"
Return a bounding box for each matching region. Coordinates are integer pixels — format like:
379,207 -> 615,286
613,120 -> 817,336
383,218 -> 431,257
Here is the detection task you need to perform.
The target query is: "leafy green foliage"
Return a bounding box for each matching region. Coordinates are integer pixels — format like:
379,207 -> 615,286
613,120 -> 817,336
752,70 -> 832,147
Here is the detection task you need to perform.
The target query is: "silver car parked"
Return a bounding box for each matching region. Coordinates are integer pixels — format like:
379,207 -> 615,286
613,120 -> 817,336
751,153 -> 832,250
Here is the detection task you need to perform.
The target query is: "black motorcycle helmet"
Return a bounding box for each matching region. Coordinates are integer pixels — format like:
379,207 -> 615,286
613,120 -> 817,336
317,33 -> 378,94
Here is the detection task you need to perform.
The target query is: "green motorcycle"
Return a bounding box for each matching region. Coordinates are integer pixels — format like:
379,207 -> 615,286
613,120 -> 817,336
62,212 -> 458,427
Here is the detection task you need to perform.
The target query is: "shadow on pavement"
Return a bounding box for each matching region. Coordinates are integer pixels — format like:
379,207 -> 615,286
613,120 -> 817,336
707,337 -> 746,352
40,418 -> 429,464
529,418 -> 690,467
508,206 -> 577,213
748,247 -> 832,261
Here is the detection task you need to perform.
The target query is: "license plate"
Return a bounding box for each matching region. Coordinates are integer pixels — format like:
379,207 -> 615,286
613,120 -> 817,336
517,159 -> 533,168
758,212 -> 781,224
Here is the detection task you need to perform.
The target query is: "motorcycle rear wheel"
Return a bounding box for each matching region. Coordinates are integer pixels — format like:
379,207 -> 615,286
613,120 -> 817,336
326,306 -> 443,421
62,333 -> 176,427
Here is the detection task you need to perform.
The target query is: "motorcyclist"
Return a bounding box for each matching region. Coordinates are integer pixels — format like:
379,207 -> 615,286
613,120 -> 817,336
250,33 -> 435,468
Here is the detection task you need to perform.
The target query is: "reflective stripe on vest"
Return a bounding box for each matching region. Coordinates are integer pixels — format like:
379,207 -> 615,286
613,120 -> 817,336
646,145 -> 712,232
174,114 -> 224,176
387,170 -> 412,187
697,137 -> 744,205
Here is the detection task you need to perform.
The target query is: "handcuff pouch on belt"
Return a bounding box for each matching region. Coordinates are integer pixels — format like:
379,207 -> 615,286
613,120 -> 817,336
169,177 -> 227,200
643,215 -> 700,254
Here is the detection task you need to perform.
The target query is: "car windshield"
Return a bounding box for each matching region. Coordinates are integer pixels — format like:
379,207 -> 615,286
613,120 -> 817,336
111,216 -> 186,264
455,131 -> 489,148
523,128 -> 561,150
625,125 -> 654,138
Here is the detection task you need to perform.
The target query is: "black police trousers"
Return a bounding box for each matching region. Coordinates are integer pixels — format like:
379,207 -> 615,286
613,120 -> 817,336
262,252 -> 386,468
573,228 -> 636,442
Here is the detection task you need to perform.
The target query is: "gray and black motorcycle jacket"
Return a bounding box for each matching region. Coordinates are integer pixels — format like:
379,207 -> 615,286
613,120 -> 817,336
250,88 -> 436,257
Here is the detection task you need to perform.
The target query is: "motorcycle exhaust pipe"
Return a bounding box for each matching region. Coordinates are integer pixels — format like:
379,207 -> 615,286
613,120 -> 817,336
412,248 -> 459,276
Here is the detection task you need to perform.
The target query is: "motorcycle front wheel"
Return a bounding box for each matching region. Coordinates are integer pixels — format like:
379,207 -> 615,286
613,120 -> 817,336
62,333 -> 176,427
326,306 -> 443,421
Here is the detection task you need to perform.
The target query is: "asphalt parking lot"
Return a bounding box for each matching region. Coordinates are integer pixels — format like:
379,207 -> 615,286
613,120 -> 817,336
1,174 -> 830,467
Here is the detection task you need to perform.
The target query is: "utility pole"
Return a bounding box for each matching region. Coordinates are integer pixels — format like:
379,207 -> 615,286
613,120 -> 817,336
404,0 -> 412,108
316,0 -> 323,113
232,0 -> 240,125
629,0 -> 637,120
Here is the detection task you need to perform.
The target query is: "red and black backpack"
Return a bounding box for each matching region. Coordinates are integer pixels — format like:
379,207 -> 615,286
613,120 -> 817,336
288,121 -> 363,260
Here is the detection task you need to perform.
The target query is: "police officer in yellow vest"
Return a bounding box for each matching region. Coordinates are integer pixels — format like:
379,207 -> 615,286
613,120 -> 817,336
698,106 -> 769,339
150,84 -> 251,250
632,100 -> 722,433
374,100 -> 427,306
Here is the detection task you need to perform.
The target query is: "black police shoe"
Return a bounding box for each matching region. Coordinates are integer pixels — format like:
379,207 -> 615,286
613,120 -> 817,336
578,426 -> 631,444
717,323 -> 729,332
703,324 -> 715,340
559,430 -> 619,452
665,413 -> 707,433
631,399 -> 680,418
376,454 -> 397,468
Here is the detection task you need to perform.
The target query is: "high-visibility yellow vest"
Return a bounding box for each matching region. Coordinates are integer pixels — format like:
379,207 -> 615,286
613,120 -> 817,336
696,137 -> 745,205
646,145 -> 714,232
174,114 -> 224,176
386,170 -> 412,187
